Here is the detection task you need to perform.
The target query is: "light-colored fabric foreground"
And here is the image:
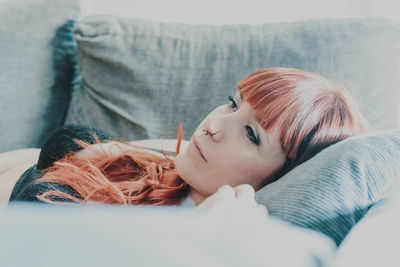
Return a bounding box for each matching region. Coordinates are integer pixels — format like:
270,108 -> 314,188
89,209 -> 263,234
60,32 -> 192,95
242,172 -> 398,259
332,185 -> 400,267
0,203 -> 334,267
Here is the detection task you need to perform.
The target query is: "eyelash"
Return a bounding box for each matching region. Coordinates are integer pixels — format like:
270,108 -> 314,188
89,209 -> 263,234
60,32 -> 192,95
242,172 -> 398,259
227,96 -> 238,111
227,96 -> 260,146
245,125 -> 260,145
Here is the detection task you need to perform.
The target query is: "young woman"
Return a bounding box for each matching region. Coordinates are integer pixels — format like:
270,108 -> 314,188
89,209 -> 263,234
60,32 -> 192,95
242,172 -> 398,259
7,67 -> 368,206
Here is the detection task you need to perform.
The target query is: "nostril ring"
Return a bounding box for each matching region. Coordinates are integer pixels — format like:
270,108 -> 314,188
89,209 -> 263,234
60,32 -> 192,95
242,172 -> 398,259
201,129 -> 210,135
210,131 -> 219,136
202,129 -> 219,136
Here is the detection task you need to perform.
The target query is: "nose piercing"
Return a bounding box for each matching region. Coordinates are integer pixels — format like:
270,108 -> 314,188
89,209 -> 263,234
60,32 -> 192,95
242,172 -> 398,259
202,129 -> 210,135
201,129 -> 219,136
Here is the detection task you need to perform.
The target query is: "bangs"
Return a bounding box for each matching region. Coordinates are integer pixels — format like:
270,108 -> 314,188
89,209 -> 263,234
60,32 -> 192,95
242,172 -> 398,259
238,71 -> 299,132
237,68 -> 308,157
236,68 -> 365,158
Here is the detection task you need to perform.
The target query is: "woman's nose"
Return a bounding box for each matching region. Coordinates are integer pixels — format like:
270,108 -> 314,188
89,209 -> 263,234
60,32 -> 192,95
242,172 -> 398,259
202,118 -> 223,142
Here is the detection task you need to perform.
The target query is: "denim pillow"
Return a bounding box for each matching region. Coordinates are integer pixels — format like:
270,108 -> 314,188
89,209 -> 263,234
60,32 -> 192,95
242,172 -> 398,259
255,129 -> 400,245
66,15 -> 400,141
0,0 -> 80,152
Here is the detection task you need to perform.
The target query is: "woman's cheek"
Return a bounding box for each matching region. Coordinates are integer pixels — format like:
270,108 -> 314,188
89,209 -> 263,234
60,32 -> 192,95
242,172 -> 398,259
214,147 -> 242,175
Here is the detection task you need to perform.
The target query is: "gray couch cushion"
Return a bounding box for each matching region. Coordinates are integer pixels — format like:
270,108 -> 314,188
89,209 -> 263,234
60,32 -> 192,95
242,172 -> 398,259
255,129 -> 400,246
0,0 -> 80,152
66,15 -> 400,140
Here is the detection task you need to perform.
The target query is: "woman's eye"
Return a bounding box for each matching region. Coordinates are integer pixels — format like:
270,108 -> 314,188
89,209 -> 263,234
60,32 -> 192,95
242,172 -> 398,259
227,96 -> 238,111
245,125 -> 260,145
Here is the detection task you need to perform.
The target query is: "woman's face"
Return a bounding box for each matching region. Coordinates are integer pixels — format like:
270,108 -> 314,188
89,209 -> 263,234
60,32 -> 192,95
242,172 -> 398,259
175,92 -> 286,201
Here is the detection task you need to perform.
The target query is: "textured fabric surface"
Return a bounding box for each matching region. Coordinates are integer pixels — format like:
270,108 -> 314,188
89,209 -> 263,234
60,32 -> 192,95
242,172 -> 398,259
0,0 -> 80,152
255,129 -> 400,246
333,185 -> 400,267
0,204 -> 335,267
66,15 -> 400,140
9,125 -> 113,202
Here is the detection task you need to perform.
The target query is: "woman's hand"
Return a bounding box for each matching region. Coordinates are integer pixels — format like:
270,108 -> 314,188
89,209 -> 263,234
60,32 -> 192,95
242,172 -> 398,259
194,184 -> 268,223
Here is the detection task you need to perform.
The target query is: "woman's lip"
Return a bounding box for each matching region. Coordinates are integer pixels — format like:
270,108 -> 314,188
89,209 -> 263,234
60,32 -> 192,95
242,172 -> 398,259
192,136 -> 207,163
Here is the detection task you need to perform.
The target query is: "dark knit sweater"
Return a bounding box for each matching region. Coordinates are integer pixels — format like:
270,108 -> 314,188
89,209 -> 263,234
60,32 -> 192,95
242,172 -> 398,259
9,125 -> 113,202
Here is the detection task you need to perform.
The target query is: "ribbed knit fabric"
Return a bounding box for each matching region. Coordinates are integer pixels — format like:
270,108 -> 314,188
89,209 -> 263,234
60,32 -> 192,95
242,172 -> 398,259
255,129 -> 400,246
9,125 -> 113,202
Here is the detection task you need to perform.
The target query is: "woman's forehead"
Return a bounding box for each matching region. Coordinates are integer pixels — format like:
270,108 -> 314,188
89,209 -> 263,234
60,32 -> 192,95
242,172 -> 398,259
236,92 -> 262,125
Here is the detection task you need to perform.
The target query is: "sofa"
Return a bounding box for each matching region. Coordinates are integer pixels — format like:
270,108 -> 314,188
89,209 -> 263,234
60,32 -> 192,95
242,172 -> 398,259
1,0 -> 400,266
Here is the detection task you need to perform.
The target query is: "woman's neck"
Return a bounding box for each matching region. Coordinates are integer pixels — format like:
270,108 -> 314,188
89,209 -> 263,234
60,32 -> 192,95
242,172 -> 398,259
188,189 -> 206,205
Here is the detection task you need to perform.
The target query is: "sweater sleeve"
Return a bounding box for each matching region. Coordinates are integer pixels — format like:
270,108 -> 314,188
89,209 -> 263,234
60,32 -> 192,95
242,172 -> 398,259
9,125 -> 114,202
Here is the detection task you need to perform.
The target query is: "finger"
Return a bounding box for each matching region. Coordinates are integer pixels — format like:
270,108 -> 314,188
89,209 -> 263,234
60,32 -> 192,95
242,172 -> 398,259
257,204 -> 269,216
234,184 -> 255,201
215,184 -> 235,199
195,185 -> 234,210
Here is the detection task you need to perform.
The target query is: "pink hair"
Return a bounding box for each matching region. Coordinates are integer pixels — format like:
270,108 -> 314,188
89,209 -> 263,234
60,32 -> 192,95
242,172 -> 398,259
238,67 -> 368,181
36,125 -> 189,205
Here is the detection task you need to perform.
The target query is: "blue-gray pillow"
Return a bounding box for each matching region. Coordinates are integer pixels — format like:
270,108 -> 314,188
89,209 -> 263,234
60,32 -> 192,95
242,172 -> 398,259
66,15 -> 400,140
0,0 -> 80,152
255,129 -> 400,245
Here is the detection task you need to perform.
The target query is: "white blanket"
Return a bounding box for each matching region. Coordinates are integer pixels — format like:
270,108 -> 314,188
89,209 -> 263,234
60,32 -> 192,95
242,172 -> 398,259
0,203 -> 334,267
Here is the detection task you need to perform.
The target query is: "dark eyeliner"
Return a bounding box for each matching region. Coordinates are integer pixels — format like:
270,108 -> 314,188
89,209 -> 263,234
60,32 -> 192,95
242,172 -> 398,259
227,96 -> 238,111
245,125 -> 260,145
